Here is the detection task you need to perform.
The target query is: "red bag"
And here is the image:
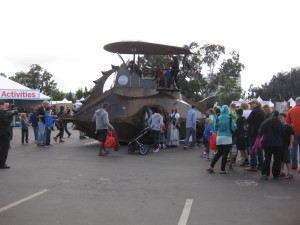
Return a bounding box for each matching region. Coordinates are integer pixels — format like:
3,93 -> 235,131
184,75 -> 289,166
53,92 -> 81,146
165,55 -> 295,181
105,130 -> 120,150
209,132 -> 218,151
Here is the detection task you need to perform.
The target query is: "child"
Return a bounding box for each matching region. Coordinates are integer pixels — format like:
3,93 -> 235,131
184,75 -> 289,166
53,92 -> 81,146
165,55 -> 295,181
53,120 -> 64,143
20,113 -> 29,144
44,106 -> 57,147
235,108 -> 249,167
200,118 -> 213,160
159,123 -> 167,149
278,113 -> 294,179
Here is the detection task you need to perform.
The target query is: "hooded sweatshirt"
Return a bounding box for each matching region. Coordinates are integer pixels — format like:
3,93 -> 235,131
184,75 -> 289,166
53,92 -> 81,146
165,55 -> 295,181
94,108 -> 114,130
148,113 -> 163,131
216,105 -> 236,145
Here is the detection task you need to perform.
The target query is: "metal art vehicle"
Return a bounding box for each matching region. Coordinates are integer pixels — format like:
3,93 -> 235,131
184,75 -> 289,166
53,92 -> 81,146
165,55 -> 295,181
63,41 -> 213,142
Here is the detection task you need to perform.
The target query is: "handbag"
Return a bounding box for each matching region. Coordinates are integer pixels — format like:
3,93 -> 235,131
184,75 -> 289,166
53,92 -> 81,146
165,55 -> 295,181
105,130 -> 117,148
209,132 -> 218,151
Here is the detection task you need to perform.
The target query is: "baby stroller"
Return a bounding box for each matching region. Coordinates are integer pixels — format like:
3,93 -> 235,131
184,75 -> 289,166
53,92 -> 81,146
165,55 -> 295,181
128,127 -> 151,155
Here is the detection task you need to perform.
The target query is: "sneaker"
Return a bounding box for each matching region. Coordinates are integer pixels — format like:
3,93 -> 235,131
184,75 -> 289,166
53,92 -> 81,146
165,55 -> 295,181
199,152 -> 206,157
59,139 -> 65,143
240,162 -> 250,167
205,157 -> 211,161
183,145 -> 187,150
53,137 -> 58,142
244,167 -> 257,171
261,175 -> 268,180
44,145 -> 50,148
229,165 -> 233,170
153,148 -> 159,153
68,134 -> 72,138
257,166 -> 263,170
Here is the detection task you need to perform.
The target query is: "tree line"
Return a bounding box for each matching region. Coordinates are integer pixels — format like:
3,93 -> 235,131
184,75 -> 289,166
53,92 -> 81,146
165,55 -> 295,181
247,67 -> 300,102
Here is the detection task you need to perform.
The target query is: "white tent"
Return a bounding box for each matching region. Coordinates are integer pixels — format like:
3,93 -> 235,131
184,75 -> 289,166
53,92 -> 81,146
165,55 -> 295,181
0,76 -> 50,100
288,98 -> 296,107
232,96 -> 274,107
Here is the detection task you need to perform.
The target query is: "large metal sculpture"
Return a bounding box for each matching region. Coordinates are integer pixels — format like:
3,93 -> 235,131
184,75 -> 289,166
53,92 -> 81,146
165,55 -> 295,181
63,41 -> 214,142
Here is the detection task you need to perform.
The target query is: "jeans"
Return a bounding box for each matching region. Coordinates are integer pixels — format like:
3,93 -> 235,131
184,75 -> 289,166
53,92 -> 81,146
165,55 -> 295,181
37,122 -> 46,144
45,128 -> 52,146
32,126 -> 38,142
291,134 -> 300,167
249,136 -> 264,168
184,128 -> 196,147
152,130 -> 160,149
210,145 -> 231,171
262,146 -> 281,177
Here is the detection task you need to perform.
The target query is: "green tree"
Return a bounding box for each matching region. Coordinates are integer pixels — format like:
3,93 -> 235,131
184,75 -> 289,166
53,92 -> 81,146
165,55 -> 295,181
52,90 -> 65,101
248,67 -> 300,101
65,91 -> 74,103
83,86 -> 90,98
217,79 -> 242,105
75,87 -> 83,100
137,42 -> 244,103
9,64 -> 58,96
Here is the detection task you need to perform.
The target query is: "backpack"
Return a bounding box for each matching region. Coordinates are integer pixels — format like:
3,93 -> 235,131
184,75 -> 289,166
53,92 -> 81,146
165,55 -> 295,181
55,121 -> 63,129
239,118 -> 248,138
216,115 -> 233,132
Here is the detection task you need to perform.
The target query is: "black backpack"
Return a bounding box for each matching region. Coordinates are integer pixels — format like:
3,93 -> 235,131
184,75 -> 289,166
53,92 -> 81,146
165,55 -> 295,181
239,118 -> 248,138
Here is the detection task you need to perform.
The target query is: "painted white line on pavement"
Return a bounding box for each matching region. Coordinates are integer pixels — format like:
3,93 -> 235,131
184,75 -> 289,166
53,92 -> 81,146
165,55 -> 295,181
0,189 -> 49,213
84,141 -> 99,145
178,199 -> 193,225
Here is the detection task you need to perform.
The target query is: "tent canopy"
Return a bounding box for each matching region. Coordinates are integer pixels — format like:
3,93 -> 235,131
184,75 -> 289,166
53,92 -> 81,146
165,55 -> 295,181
0,76 -> 50,100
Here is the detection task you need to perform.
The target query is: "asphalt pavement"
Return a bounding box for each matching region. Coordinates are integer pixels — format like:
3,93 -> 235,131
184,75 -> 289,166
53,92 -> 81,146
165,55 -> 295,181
0,126 -> 299,225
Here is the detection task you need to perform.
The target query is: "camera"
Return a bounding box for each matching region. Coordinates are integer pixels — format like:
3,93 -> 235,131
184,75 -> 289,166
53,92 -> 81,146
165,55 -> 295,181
5,104 -> 18,116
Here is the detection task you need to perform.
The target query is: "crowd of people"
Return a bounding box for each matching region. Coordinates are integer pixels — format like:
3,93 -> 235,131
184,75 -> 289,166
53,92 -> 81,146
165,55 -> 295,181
145,97 -> 300,179
1,96 -> 300,179
0,100 -> 75,169
204,98 -> 300,179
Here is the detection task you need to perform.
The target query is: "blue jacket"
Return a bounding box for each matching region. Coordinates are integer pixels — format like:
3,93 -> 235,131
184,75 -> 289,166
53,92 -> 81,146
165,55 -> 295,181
258,119 -> 284,146
29,112 -> 39,127
186,108 -> 197,128
45,112 -> 56,129
216,105 -> 236,137
204,125 -> 213,142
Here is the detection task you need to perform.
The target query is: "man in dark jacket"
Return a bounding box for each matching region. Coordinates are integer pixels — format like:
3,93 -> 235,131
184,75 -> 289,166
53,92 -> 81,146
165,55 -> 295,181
0,101 -> 14,169
245,99 -> 266,171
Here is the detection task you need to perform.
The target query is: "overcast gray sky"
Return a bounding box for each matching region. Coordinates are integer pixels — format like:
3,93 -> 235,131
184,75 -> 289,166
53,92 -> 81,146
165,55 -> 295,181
1,0 -> 299,94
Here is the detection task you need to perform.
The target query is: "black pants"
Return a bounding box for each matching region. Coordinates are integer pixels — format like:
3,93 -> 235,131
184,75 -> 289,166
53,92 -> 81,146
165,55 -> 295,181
21,128 -> 28,144
167,70 -> 179,89
0,135 -> 10,166
210,144 -> 231,171
45,128 -> 52,146
152,130 -> 160,149
63,123 -> 71,137
262,146 -> 281,177
56,128 -> 64,140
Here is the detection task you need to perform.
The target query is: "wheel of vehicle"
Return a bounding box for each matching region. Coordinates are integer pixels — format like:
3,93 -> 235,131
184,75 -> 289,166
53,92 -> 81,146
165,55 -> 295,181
139,145 -> 149,155
128,146 -> 135,154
